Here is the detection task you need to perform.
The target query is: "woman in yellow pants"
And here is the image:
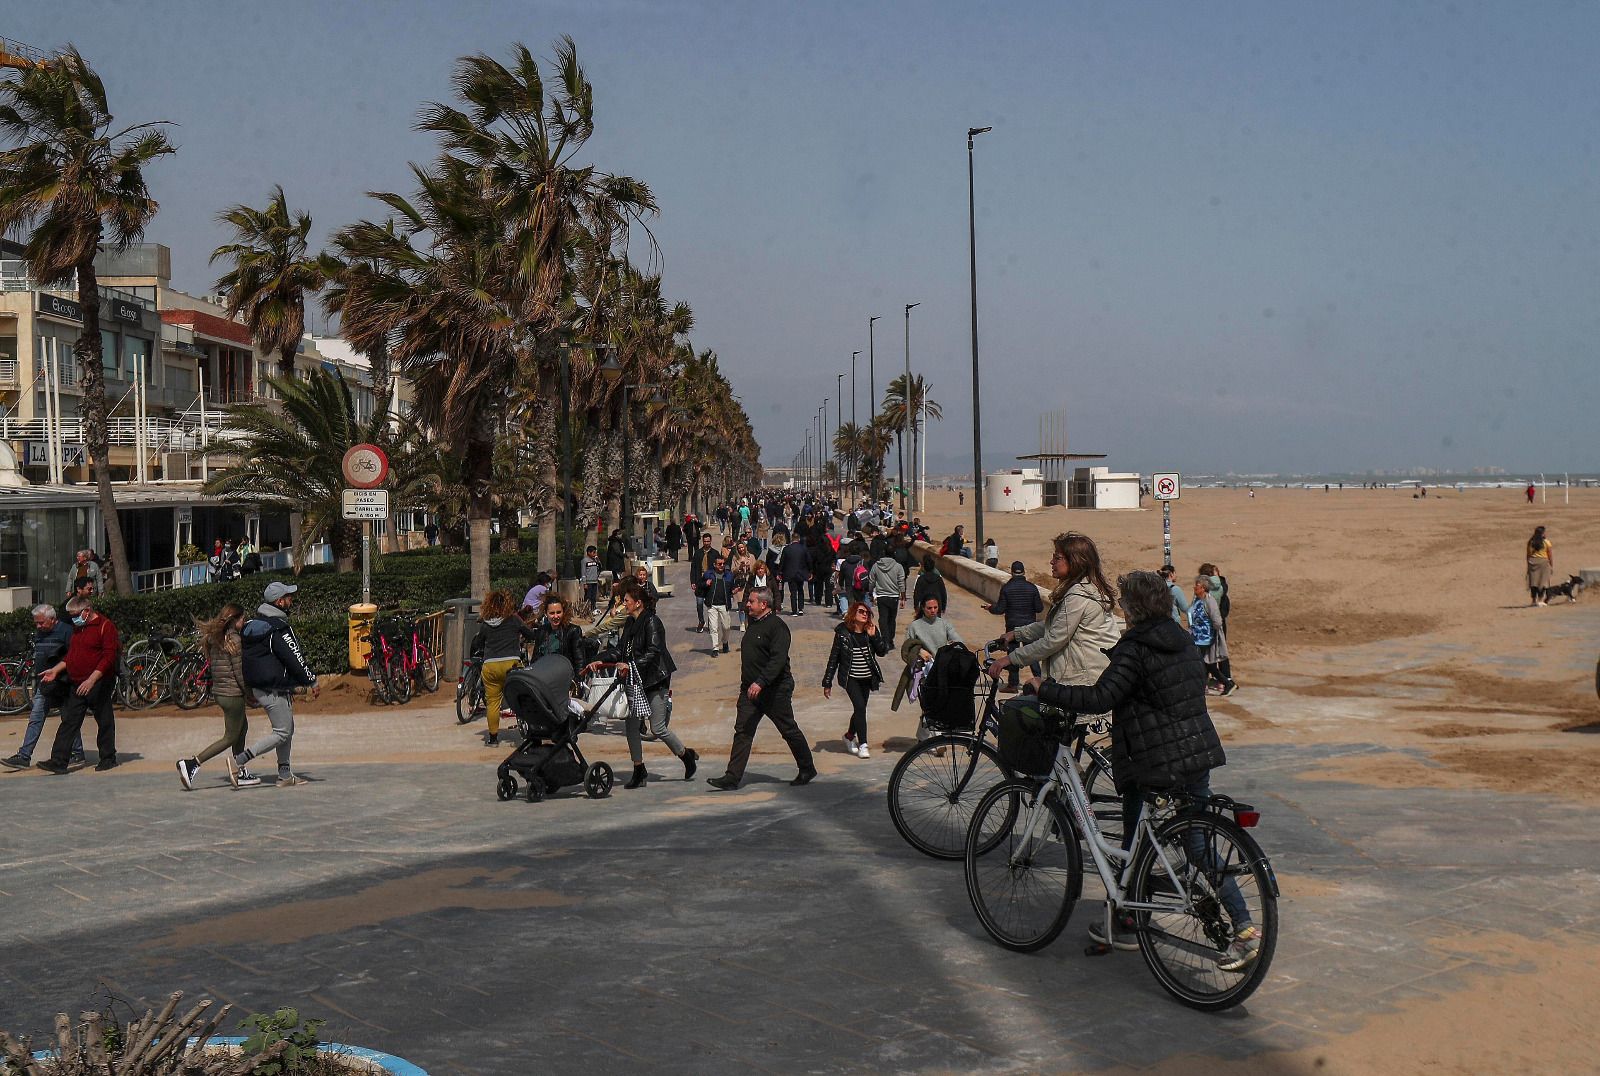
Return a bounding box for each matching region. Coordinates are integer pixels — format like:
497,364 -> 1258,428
471,590 -> 539,746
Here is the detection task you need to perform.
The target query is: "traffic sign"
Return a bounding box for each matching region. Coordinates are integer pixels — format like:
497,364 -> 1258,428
341,488 -> 390,520
1153,473 -> 1181,501
341,444 -> 389,489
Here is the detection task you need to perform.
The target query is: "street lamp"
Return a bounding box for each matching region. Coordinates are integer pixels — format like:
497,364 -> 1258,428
850,350 -> 860,498
868,317 -> 880,503
968,125 -> 992,553
902,302 -> 920,515
835,373 -> 843,501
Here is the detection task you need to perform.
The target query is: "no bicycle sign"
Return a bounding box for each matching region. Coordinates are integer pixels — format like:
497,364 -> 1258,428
1153,473 -> 1181,500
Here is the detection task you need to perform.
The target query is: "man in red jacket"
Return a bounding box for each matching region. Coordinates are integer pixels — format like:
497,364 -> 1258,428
37,596 -> 121,773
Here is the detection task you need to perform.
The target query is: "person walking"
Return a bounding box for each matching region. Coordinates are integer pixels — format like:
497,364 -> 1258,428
530,594 -> 586,673
822,602 -> 889,758
867,549 -> 907,645
1189,576 -> 1235,695
987,561 -> 1046,692
912,553 -> 948,616
807,535 -> 832,608
472,590 -> 540,746
2,604 -> 81,770
1158,563 -> 1190,626
1527,525 -> 1554,606
689,531 -> 716,633
1199,562 -> 1230,635
176,603 -> 263,790
68,549 -> 102,596
229,582 -> 318,785
989,533 -> 1119,699
665,519 -> 683,561
702,552 -> 737,655
238,536 -> 261,574
605,528 -> 629,578
584,579 -> 698,788
780,533 -> 811,616
35,596 -> 119,774
1526,482 -> 1536,505
707,587 -> 816,789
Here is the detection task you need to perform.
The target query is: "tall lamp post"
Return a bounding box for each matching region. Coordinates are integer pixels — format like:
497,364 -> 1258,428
902,302 -> 920,516
868,316 -> 880,503
849,351 -> 860,498
835,373 -> 843,501
819,402 -> 827,497
968,125 -> 992,554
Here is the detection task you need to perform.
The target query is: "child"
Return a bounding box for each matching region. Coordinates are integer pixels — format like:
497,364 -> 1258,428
582,546 -> 601,610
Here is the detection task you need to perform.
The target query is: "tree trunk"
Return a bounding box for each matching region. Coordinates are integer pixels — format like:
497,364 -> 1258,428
537,508 -> 557,572
465,435 -> 495,600
497,503 -> 521,554
278,343 -> 296,379
74,259 -> 133,595
468,515 -> 492,600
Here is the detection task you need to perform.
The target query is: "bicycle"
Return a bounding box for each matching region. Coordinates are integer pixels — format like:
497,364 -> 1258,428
887,639 -> 1117,859
963,715 -> 1278,1012
357,620 -> 411,705
456,656 -> 486,724
168,652 -> 212,710
0,654 -> 35,715
389,615 -> 441,694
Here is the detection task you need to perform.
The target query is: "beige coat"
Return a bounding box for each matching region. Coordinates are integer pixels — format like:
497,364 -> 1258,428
1009,580 -> 1119,686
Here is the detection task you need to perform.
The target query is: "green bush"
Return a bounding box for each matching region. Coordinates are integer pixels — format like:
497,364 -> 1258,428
240,1006 -> 324,1075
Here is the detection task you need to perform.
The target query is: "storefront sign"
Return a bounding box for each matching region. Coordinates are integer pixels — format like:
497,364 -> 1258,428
24,442 -> 87,467
37,293 -> 82,322
111,298 -> 144,325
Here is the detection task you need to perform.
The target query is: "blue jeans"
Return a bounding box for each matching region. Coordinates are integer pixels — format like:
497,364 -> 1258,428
19,684 -> 81,760
1122,774 -> 1251,928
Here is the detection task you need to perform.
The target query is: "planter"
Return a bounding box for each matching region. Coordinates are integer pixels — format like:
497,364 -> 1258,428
32,1038 -> 427,1075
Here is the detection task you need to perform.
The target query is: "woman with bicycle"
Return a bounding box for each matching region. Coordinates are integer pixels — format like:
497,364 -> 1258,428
176,603 -> 261,790
582,579 -> 698,790
472,590 -> 540,747
988,532 -> 1118,694
1026,571 -> 1257,971
822,601 -> 890,758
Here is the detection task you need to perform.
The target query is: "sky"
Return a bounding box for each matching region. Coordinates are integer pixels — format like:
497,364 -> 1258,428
11,1 -> 1600,476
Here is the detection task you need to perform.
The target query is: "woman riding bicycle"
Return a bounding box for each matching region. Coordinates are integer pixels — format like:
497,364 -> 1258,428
1024,570 -> 1257,970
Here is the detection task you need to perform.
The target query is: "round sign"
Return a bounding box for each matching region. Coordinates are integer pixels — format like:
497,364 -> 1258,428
1156,476 -> 1177,496
342,444 -> 389,489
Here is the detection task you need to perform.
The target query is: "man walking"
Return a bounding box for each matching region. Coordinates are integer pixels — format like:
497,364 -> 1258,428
68,549 -> 102,596
3,604 -> 82,769
689,532 -> 716,633
707,587 -> 816,790
36,596 -> 120,773
988,561 -> 1045,692
779,533 -> 811,616
702,553 -> 737,655
867,550 -> 907,645
230,581 -> 318,787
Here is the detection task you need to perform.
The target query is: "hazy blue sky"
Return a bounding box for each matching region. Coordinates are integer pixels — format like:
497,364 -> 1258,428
13,1 -> 1599,475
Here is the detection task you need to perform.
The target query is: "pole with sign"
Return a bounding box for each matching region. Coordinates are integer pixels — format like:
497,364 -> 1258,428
342,444 -> 390,606
1152,472 -> 1181,567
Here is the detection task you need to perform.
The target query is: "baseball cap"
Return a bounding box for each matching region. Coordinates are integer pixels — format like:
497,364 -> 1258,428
263,581 -> 299,602
1011,561 -> 1026,575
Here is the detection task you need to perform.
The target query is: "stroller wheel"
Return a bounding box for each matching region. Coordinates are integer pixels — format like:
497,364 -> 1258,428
525,777 -> 545,803
585,762 -> 614,799
496,775 -> 517,801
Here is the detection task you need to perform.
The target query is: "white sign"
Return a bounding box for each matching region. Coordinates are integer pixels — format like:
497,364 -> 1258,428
341,488 -> 390,520
1153,473 -> 1181,501
175,507 -> 193,525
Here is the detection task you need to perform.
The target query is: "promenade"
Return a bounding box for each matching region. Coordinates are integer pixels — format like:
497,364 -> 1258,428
2,552 -> 1595,1073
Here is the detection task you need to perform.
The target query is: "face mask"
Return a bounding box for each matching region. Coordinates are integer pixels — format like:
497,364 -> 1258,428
71,616 -> 87,627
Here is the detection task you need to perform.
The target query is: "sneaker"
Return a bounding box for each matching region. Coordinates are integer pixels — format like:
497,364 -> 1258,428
235,770 -> 263,788
1221,682 -> 1238,696
1088,912 -> 1140,951
2,753 -> 30,769
857,743 -> 870,760
176,758 -> 199,791
1205,683 -> 1225,696
486,733 -> 499,747
94,757 -> 119,772
790,768 -> 818,786
842,733 -> 859,755
278,773 -> 306,787
1217,925 -> 1262,971
34,759 -> 68,775
69,753 -> 87,766
225,754 -> 242,790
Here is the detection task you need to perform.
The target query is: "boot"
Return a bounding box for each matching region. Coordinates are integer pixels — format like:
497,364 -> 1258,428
624,763 -> 648,789
681,748 -> 699,781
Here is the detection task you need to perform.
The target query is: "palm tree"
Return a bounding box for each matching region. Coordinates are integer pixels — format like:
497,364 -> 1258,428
211,185 -> 340,379
881,374 -> 942,506
0,48 -> 174,594
202,367 -> 427,571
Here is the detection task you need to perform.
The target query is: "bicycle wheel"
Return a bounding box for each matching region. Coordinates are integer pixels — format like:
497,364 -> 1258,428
0,662 -> 32,715
1129,812 -> 1278,1011
416,647 -> 441,693
385,651 -> 413,703
964,780 -> 1082,951
169,657 -> 210,710
368,659 -> 394,705
455,669 -> 480,723
888,733 -> 1013,859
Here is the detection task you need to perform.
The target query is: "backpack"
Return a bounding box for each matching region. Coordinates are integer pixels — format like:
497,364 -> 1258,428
847,558 -> 867,595
919,643 -> 981,731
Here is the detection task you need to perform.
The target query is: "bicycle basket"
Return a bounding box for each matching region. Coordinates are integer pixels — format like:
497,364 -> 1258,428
995,699 -> 1063,776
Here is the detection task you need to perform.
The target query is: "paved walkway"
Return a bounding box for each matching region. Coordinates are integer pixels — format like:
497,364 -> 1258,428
2,548 -> 1594,1072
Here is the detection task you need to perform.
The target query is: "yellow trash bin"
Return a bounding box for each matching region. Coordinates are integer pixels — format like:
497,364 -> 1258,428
349,603 -> 378,671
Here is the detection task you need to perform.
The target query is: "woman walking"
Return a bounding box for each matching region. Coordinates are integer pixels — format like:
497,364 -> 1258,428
176,603 -> 261,790
1527,526 -> 1553,606
583,579 -> 698,788
989,532 -> 1119,694
822,602 -> 890,758
912,554 -> 948,616
471,590 -> 540,747
1189,576 -> 1235,695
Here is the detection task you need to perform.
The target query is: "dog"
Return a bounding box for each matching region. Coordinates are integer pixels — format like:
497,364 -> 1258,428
1545,575 -> 1587,603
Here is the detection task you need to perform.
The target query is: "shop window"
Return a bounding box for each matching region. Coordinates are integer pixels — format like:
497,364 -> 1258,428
126,336 -> 151,383
100,329 -> 120,379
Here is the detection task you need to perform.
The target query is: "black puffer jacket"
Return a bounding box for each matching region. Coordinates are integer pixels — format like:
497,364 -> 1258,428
1037,617 -> 1225,793
603,611 -> 677,691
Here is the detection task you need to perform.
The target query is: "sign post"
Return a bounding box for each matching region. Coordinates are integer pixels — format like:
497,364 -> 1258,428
1152,472 -> 1181,568
342,445 -> 390,606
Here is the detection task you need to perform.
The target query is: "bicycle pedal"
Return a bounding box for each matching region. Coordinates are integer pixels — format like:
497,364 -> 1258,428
1084,943 -> 1114,957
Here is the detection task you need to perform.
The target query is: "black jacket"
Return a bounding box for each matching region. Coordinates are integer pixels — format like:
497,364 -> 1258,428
913,570 -> 948,615
1037,617 -> 1225,794
604,612 -> 676,691
471,615 -> 539,660
605,536 -> 628,575
990,575 -> 1045,630
689,543 -> 715,592
779,540 -> 812,582
740,611 -> 792,689
822,623 -> 890,690
665,523 -> 683,549
241,605 -> 317,692
530,620 -> 585,674
807,540 -> 834,578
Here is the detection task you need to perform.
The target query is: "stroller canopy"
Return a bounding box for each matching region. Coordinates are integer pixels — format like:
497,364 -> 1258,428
504,655 -> 576,735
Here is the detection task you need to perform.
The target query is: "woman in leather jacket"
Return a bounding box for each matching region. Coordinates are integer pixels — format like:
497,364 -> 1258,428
530,594 -> 586,676
583,579 -> 698,789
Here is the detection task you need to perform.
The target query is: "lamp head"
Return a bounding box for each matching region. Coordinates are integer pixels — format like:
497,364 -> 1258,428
906,302 -> 920,313
969,126 -> 992,137
597,354 -> 623,381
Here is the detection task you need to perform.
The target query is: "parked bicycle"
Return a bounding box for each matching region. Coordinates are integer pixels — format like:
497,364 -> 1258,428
0,653 -> 36,715
456,656 -> 486,724
355,619 -> 411,705
387,615 -> 441,694
168,652 -> 213,710
963,713 -> 1278,1011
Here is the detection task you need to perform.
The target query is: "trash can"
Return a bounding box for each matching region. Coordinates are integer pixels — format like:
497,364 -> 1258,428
348,603 -> 378,671
443,596 -> 480,682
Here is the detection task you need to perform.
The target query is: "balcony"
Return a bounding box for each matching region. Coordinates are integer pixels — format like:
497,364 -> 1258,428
0,359 -> 16,387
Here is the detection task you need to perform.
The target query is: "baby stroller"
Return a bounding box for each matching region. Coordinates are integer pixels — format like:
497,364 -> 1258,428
918,642 -> 983,734
495,655 -> 614,803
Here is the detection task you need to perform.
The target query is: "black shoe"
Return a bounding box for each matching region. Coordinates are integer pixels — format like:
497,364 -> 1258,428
791,768 -> 818,787
35,759 -> 68,774
95,757 -> 119,772
624,764 -> 648,789
486,733 -> 499,747
1,753 -> 29,769
681,748 -> 699,781
69,753 -> 87,765
696,625 -> 707,633
706,774 -> 739,791
720,645 -> 729,654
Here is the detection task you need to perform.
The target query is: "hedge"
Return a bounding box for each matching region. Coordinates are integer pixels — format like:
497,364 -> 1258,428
1,552 -> 551,673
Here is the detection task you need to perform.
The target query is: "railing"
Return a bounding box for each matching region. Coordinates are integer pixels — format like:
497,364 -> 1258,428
132,543 -> 334,592
412,610 -> 447,664
0,415 -> 241,449
0,259 -> 74,297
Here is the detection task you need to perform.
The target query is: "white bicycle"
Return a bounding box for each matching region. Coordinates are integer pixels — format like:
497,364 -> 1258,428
963,716 -> 1279,1011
